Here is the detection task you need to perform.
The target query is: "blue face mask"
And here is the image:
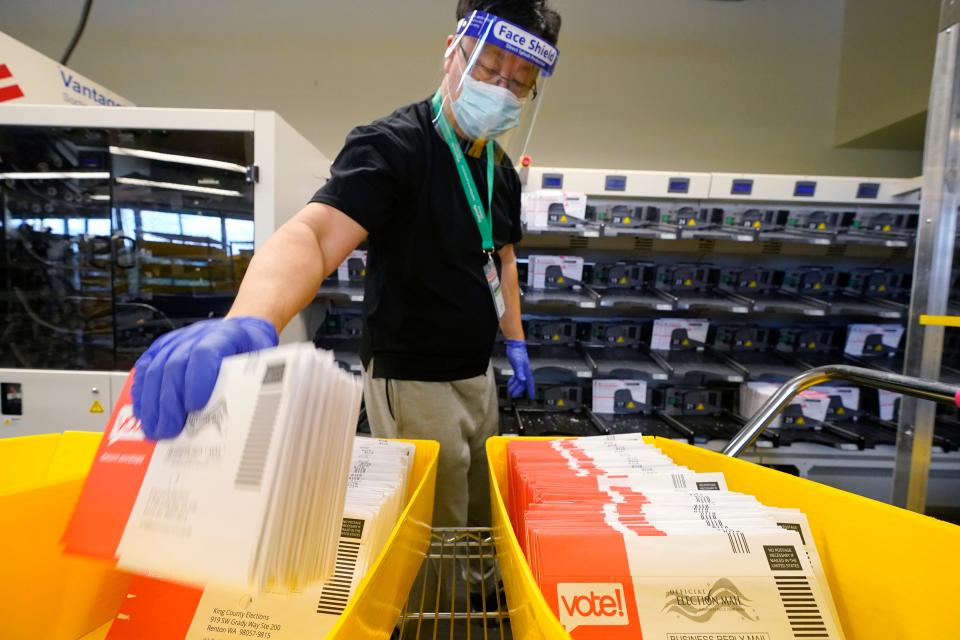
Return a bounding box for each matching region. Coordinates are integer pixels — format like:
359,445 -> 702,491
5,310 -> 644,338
452,74 -> 524,139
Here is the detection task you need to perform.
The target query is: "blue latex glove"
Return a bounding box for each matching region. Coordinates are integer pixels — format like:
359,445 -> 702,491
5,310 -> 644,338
131,317 -> 278,440
505,339 -> 536,400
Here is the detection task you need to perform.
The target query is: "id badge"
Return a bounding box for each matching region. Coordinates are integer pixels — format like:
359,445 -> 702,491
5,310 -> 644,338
483,255 -> 507,320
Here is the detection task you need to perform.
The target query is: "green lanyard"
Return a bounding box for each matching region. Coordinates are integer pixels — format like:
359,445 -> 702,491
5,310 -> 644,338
432,90 -> 495,253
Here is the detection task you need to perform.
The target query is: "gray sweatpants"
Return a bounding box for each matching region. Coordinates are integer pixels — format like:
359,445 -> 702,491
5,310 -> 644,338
362,360 -> 499,529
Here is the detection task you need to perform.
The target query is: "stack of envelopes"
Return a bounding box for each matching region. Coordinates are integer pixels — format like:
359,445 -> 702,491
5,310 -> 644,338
507,434 -> 845,639
65,343 -> 363,594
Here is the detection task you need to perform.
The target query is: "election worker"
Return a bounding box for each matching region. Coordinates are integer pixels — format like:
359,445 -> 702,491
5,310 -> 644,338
131,0 -> 561,547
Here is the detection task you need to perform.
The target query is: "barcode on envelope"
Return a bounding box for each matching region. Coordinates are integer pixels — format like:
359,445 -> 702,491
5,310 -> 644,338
262,363 -> 285,385
727,530 -> 750,554
776,576 -> 828,638
235,392 -> 281,488
316,539 -> 361,615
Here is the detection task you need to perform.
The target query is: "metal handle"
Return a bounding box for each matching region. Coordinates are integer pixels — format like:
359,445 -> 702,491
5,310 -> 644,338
723,365 -> 959,458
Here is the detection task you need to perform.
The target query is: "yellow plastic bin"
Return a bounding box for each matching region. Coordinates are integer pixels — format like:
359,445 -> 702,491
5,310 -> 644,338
0,432 -> 133,640
76,437 -> 439,640
487,435 -> 960,639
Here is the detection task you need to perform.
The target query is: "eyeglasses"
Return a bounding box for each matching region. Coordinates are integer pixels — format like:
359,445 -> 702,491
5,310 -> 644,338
458,43 -> 538,100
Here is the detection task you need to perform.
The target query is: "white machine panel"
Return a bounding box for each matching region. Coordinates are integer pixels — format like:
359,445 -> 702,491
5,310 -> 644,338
521,167 -> 921,207
521,167 -> 712,200
709,172 -> 921,205
0,368 -> 125,436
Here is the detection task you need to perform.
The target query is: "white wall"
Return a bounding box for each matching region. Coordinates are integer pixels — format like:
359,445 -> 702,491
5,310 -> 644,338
2,0 -> 924,177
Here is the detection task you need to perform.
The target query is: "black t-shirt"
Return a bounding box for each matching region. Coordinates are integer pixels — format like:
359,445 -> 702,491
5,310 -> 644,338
311,98 -> 522,381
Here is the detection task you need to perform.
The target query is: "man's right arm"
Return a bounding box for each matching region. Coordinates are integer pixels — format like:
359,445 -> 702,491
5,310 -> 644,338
226,202 -> 368,333
131,201 -> 367,439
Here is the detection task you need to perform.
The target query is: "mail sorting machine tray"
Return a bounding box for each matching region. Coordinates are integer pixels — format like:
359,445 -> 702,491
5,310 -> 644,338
728,351 -> 809,382
759,417 -> 866,451
747,292 -> 830,317
587,346 -> 670,381
312,325 -> 364,374
520,285 -> 600,311
587,408 -> 695,442
315,282 -> 365,304
821,293 -> 906,320
596,215 -> 680,240
333,350 -> 363,375
826,415 -> 934,450
836,229 -> 914,248
656,408 -> 779,447
499,405 -> 603,438
396,527 -> 510,640
671,290 -> 752,314
524,220 -> 602,238
819,391 -> 958,452
678,225 -> 757,242
492,344 -> 596,380
648,349 -> 746,384
756,228 -> 837,246
598,289 -> 676,312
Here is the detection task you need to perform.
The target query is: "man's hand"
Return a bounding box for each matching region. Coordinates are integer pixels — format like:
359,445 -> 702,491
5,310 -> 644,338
132,317 -> 278,440
505,339 -> 536,399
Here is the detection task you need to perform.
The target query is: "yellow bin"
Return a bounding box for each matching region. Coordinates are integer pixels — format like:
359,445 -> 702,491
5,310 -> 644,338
0,432 -> 436,640
487,435 -> 960,639
0,432 -> 132,640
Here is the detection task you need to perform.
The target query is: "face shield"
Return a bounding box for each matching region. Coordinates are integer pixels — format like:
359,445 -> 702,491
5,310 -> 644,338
435,10 -> 559,164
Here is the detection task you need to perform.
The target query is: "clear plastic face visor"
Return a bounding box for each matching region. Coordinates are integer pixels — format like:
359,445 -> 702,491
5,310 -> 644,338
436,11 -> 559,164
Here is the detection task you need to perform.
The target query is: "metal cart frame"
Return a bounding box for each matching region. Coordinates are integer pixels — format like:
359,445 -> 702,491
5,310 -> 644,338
724,364 -> 960,457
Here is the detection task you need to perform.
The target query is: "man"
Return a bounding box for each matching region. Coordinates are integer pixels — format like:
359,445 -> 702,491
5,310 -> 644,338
132,0 -> 561,536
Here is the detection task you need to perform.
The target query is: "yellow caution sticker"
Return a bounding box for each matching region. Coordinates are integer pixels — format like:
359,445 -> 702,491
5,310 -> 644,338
797,417 -> 806,426
627,401 -> 636,409
684,279 -> 693,286
687,218 -> 696,226
2,418 -> 10,427
623,217 -> 631,224
361,268 -> 367,277
695,403 -> 705,411
619,277 -> 628,285
682,339 -> 690,347
560,215 -> 568,222
745,340 -> 753,347
557,276 -> 565,283
557,399 -> 565,407
752,220 -> 762,229
837,407 -> 846,415
882,224 -> 892,232
808,342 -> 817,349
875,344 -> 883,352
552,335 -> 560,342
813,282 -> 822,290
616,336 -> 625,344
878,285 -> 886,292
749,281 -> 757,288
817,223 -> 826,230
89,400 -> 105,414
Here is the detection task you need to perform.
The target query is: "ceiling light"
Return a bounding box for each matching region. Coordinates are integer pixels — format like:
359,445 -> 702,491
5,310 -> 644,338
115,176 -> 243,197
109,146 -> 247,174
0,172 -> 110,180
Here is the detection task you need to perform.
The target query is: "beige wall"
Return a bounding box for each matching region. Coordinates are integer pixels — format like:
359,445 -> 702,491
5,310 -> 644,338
2,0 -> 925,177
835,0 -> 939,149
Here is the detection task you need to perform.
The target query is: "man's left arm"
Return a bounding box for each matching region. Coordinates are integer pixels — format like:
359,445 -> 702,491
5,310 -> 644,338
498,243 -> 535,399
498,243 -> 524,340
